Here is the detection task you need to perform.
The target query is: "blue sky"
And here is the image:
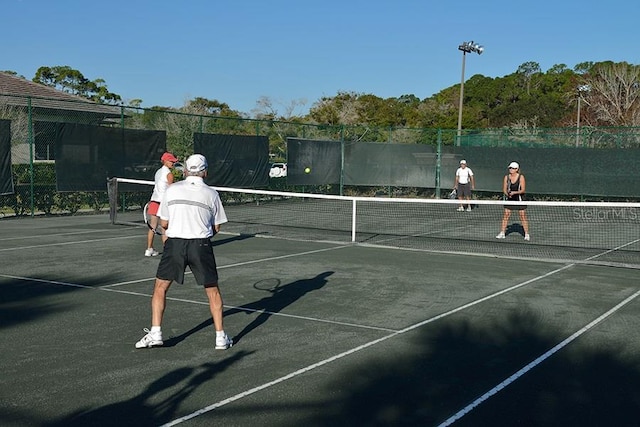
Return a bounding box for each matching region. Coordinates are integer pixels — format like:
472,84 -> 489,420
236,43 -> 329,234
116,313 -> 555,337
3,0 -> 639,117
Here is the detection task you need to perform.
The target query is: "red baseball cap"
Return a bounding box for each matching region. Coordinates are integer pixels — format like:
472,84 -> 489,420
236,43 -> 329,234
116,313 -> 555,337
161,152 -> 178,162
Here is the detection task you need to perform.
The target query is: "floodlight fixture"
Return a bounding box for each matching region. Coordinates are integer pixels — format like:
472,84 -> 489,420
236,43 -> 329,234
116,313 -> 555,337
458,40 -> 484,55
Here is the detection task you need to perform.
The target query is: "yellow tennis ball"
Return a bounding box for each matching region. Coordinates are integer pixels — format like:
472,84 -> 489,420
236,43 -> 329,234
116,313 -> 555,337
304,167 -> 311,174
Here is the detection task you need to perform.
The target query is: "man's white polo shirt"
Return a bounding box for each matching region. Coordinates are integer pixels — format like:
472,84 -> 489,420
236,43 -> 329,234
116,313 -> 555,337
158,176 -> 227,239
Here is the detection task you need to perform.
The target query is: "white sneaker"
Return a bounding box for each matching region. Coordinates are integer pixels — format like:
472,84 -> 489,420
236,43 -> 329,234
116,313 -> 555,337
496,232 -> 506,239
524,234 -> 531,241
466,207 -> 472,212
145,248 -> 159,257
215,333 -> 233,350
457,206 -> 465,212
135,328 -> 163,349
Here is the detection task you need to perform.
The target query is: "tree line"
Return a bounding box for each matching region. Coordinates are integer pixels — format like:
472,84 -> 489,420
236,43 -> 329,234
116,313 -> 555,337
4,61 -> 640,129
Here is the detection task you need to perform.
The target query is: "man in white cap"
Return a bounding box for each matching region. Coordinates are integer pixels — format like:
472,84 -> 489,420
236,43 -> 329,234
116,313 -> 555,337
454,159 -> 475,211
135,153 -> 233,350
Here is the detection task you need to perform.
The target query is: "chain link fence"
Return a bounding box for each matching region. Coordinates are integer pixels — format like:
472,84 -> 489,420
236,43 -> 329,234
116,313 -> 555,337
1,93 -> 640,216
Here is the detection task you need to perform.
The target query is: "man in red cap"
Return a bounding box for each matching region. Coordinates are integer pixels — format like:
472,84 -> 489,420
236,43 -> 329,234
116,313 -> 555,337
145,152 -> 178,256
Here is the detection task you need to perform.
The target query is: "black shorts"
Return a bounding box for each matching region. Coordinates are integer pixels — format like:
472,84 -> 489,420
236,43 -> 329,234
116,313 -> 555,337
504,195 -> 526,211
458,183 -> 472,197
156,238 -> 219,287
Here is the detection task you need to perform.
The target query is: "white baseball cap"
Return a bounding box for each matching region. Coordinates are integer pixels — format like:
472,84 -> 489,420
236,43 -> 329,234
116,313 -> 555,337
185,154 -> 208,172
508,161 -> 520,169
460,159 -> 467,164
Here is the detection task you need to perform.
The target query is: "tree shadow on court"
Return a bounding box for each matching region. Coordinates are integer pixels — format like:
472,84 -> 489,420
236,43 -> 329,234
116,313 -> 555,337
0,274 -> 130,330
226,271 -> 334,345
45,350 -> 252,427
295,309 -> 640,427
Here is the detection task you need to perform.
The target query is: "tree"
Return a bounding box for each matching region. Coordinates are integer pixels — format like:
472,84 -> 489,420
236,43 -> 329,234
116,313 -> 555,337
582,62 -> 640,126
308,91 -> 360,125
251,96 -> 308,121
1,70 -> 25,79
33,66 -> 122,105
574,62 -> 594,75
127,99 -> 143,108
185,97 -> 239,117
516,61 -> 542,96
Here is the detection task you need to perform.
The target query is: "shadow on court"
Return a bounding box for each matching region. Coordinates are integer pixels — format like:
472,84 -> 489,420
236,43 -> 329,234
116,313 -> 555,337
44,351 -> 253,427
227,271 -> 333,345
212,233 -> 256,246
506,222 -> 526,238
0,274 -> 132,330
295,309 -> 640,427
162,271 -> 333,348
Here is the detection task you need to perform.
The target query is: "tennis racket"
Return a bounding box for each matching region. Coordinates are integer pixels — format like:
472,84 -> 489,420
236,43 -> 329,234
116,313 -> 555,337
143,202 -> 164,235
253,278 -> 282,293
448,188 -> 457,199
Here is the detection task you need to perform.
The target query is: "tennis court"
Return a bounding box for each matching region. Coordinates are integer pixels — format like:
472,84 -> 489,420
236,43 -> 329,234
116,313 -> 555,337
1,210 -> 640,426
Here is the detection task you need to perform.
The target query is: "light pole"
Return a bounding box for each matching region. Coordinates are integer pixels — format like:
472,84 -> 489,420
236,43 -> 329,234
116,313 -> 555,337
456,40 -> 484,145
575,84 -> 590,147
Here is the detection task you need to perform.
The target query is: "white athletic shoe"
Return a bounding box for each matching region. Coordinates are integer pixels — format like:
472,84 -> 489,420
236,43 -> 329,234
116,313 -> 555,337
457,206 -> 465,212
145,248 -> 159,257
496,232 -> 506,239
215,334 -> 233,350
466,207 -> 472,212
524,234 -> 531,241
135,328 -> 163,349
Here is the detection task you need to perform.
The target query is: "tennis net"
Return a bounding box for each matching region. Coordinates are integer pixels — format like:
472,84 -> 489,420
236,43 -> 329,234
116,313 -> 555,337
108,178 -> 640,268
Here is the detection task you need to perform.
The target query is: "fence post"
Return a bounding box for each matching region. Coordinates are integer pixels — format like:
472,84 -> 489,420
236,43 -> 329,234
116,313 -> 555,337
435,128 -> 442,198
340,125 -> 345,196
27,97 -> 34,217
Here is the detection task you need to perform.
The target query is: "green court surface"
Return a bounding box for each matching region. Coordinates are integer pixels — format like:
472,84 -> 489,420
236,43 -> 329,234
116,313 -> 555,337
1,214 -> 639,426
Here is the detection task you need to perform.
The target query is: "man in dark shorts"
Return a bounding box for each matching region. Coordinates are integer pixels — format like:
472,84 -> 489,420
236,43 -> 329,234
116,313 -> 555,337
454,159 -> 475,211
136,154 -> 233,350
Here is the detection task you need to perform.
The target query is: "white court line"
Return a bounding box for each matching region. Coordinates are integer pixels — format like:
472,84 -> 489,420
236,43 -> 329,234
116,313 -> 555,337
102,245 -> 350,288
0,235 -> 140,251
0,268 -> 395,333
0,228 -> 121,242
437,289 -> 640,426
161,263 -> 579,426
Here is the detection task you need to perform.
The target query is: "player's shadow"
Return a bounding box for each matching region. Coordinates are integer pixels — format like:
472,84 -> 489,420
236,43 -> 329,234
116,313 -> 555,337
506,223 -> 526,237
163,271 -> 333,347
212,233 -> 256,246
227,271 -> 334,345
163,319 -> 213,347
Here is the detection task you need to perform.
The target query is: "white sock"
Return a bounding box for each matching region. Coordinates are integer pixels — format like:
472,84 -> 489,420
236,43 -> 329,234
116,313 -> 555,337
216,330 -> 226,338
150,326 -> 161,334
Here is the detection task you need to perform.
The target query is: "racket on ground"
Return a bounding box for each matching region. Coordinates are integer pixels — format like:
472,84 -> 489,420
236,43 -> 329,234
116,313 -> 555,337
253,278 -> 282,293
143,202 -> 164,235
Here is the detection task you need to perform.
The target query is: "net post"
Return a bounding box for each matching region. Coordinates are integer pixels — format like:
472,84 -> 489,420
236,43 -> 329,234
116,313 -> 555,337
107,178 -> 118,225
351,198 -> 357,242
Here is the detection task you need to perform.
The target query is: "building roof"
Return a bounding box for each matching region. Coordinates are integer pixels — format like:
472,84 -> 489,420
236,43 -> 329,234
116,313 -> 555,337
0,72 -> 123,119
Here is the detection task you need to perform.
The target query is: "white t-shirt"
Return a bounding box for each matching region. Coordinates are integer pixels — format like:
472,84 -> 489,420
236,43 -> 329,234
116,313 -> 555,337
456,167 -> 474,184
150,165 -> 172,202
158,176 -> 228,239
